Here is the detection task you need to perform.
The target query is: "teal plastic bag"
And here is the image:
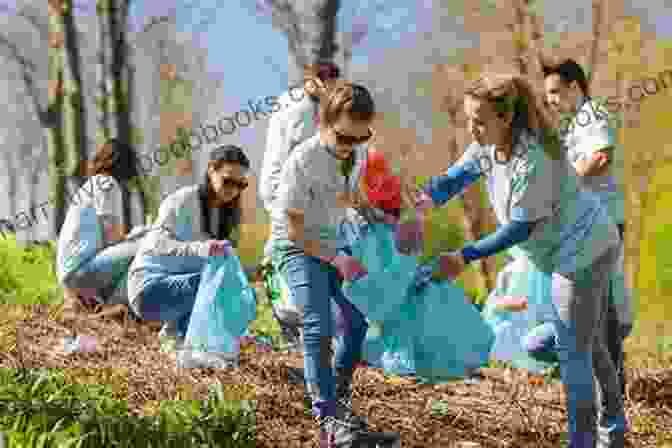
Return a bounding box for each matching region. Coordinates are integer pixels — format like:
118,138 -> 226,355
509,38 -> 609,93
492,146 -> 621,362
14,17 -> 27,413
379,300 -> 418,376
342,223 -> 418,322
184,254 -> 257,354
412,280 -> 494,380
482,256 -> 557,373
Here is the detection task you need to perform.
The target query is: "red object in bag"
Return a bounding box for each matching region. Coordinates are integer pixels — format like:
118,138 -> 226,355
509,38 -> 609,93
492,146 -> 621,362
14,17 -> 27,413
363,148 -> 402,211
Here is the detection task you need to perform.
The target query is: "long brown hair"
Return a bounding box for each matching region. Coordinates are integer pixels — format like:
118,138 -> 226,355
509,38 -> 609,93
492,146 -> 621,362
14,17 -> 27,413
198,145 -> 250,243
464,74 -> 563,159
89,138 -> 142,183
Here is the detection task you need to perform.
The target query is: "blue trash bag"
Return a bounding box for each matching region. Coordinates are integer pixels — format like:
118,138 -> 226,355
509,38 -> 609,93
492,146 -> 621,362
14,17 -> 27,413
482,256 -> 557,373
378,300 -> 418,376
363,319 -> 417,377
184,254 -> 257,355
411,280 -> 494,381
342,223 -> 419,323
362,321 -> 385,368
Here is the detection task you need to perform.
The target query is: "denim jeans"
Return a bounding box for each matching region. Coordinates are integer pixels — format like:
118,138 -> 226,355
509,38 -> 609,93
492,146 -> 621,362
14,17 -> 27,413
525,270 -> 630,419
276,252 -> 368,418
524,246 -> 623,447
135,271 -> 202,337
63,239 -> 140,305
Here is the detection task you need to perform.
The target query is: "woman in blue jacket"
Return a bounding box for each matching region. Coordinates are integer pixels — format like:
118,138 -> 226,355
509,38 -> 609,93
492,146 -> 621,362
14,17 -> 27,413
414,74 -> 625,448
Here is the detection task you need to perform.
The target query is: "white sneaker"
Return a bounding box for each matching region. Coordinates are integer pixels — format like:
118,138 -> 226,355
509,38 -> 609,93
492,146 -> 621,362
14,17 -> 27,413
159,322 -> 185,352
176,350 -> 239,369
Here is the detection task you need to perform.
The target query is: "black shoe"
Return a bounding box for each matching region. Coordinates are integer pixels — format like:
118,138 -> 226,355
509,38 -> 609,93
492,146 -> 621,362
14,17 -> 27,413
317,415 -> 401,448
335,373 -> 368,430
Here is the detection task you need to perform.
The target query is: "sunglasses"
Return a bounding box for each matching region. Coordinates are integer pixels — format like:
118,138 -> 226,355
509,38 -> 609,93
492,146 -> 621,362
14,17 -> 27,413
220,177 -> 248,190
332,127 -> 373,146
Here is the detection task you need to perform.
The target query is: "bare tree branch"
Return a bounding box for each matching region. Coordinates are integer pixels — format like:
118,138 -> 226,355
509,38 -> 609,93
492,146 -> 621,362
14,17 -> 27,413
0,35 -> 53,127
17,8 -> 49,43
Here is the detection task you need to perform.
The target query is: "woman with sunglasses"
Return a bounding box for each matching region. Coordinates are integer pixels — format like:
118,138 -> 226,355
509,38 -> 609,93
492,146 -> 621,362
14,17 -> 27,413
127,145 -> 250,366
413,74 -> 624,448
269,82 -> 400,447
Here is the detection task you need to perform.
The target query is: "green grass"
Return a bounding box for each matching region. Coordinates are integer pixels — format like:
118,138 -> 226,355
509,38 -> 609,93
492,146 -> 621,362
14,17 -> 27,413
0,238 -> 61,306
0,368 -> 256,448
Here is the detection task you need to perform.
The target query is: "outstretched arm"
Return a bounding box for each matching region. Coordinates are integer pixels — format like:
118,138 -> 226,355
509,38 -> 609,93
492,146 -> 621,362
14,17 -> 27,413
418,143 -> 485,208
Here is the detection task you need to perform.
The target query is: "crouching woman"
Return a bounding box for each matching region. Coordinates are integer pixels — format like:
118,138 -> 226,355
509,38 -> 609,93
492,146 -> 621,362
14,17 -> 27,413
127,145 -> 250,365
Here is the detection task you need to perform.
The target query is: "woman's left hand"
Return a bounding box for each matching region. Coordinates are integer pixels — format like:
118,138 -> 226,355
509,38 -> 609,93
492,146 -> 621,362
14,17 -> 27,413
438,251 -> 466,280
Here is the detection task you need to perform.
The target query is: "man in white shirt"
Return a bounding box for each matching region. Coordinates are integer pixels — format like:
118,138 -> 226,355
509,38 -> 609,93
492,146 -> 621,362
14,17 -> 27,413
259,62 -> 341,212
545,59 -> 632,447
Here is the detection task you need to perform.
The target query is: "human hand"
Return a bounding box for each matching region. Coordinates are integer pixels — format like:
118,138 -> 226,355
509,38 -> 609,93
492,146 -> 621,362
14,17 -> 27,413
395,212 -> 424,255
331,255 -> 368,282
414,190 -> 434,213
208,240 -> 233,257
412,262 -> 435,292
438,251 -> 466,280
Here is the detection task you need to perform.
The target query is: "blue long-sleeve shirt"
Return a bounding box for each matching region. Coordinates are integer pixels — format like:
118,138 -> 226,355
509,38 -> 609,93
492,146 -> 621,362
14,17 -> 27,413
422,155 -> 535,264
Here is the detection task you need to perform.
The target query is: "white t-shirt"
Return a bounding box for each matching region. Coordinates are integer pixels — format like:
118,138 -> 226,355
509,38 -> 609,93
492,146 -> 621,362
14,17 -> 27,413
259,90 -> 318,209
457,132 -> 620,274
56,175 -> 124,282
563,98 -> 624,224
269,135 -> 368,259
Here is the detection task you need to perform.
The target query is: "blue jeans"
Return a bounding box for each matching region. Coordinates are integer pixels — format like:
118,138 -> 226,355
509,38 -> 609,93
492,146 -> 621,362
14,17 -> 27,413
539,246 -> 624,447
277,252 -> 368,418
135,271 -> 202,337
63,239 -> 139,306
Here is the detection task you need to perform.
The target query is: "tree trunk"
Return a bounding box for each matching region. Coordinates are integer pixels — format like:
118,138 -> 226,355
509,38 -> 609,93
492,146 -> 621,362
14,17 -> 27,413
512,0 -> 528,76
48,0 -> 68,237
586,0 -> 604,86
97,0 -> 111,140
262,0 -> 341,86
109,0 -> 133,227
61,0 -> 87,187
97,0 -> 149,227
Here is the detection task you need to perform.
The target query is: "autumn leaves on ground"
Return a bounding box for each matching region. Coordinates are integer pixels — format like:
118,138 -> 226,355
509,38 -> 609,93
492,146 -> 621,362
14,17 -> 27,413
0,238 -> 671,448
1,289 -> 671,448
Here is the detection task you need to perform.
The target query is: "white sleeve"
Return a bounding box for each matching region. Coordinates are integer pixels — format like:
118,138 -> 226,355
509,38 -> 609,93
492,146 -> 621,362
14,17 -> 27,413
259,111 -> 288,207
574,110 -> 616,157
95,176 -> 124,224
140,194 -> 210,258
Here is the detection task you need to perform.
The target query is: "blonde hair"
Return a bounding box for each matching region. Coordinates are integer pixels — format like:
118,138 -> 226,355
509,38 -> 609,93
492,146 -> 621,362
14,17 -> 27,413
464,74 -> 563,159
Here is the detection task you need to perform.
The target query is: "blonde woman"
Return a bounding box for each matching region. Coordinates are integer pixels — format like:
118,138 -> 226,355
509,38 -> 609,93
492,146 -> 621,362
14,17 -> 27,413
414,74 -> 624,448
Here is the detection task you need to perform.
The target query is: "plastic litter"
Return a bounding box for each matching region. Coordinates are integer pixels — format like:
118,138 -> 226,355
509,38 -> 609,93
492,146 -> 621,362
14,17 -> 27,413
62,334 -> 98,354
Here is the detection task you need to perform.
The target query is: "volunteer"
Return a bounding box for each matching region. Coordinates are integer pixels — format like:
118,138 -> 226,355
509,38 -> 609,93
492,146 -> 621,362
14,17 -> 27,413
543,59 -> 633,398
56,139 -> 142,326
269,82 -> 400,447
127,145 -> 250,367
414,74 -> 625,448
